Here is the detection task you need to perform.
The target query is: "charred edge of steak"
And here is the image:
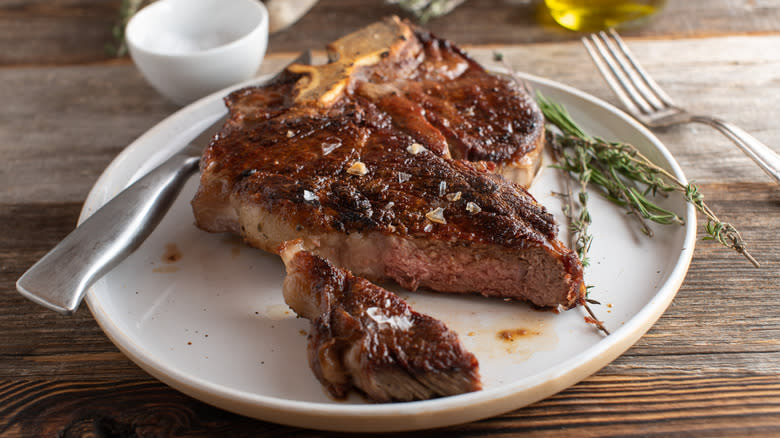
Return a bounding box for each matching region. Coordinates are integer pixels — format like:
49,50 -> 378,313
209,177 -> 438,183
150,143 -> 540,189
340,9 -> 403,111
281,242 -> 481,402
406,20 -> 546,167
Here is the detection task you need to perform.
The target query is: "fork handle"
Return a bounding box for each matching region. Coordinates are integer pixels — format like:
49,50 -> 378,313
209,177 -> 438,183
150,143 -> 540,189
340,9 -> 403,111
691,116 -> 780,184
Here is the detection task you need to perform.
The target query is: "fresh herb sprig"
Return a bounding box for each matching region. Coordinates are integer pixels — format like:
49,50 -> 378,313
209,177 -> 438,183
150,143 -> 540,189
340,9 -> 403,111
538,93 -> 759,268
548,133 -> 610,335
549,131 -> 594,267
106,0 -> 146,57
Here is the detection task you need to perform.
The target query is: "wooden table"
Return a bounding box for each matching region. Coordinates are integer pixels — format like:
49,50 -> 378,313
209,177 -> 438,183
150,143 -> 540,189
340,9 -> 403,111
2,1 -> 779,435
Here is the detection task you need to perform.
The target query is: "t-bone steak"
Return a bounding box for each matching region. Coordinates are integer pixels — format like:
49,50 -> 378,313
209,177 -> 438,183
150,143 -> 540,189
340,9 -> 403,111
191,16 -> 585,309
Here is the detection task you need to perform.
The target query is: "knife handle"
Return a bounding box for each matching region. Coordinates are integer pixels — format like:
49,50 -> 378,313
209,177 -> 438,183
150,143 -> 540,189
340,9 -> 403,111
16,152 -> 201,315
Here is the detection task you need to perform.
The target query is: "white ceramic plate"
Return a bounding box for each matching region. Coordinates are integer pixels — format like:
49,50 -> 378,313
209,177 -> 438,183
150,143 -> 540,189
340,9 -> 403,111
82,71 -> 696,432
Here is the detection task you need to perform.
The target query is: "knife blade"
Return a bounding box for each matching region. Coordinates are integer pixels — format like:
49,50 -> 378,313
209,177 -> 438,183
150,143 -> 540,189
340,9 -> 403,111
17,51 -> 313,315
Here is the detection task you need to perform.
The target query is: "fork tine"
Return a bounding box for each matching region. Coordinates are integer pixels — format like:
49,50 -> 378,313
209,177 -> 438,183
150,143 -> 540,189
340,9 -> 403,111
582,35 -> 647,117
607,29 -> 677,108
596,31 -> 667,113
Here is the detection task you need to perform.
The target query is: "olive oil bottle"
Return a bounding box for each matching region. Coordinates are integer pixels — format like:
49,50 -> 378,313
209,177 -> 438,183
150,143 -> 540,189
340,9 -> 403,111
545,0 -> 666,31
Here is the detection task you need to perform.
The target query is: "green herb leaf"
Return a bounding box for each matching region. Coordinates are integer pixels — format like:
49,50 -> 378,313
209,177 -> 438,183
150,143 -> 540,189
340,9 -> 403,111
538,91 -> 758,267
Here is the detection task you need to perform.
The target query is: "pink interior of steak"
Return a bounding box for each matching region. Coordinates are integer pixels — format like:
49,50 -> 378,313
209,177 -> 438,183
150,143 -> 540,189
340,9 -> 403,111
230,204 -> 581,309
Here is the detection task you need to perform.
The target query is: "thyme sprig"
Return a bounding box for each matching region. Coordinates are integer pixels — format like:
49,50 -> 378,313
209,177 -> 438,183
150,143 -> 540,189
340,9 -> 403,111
538,93 -> 758,268
548,133 -> 609,336
549,132 -> 593,267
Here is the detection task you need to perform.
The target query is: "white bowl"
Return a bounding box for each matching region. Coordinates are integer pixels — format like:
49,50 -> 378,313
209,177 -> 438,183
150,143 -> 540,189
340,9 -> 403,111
126,0 -> 268,105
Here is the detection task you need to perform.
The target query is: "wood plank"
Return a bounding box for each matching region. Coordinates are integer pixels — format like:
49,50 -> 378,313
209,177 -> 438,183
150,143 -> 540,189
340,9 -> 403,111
0,380 -> 265,437
0,63 -> 175,204
1,374 -> 779,436
1,0 -> 780,66
481,374 -> 780,437
0,202 -> 145,379
0,0 -> 120,65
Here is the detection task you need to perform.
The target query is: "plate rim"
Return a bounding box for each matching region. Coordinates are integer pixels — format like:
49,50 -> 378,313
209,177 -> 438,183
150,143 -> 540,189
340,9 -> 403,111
82,70 -> 697,432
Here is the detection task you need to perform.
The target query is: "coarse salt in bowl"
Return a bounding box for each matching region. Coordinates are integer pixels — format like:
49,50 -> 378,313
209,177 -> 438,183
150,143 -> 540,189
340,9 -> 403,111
126,0 -> 268,105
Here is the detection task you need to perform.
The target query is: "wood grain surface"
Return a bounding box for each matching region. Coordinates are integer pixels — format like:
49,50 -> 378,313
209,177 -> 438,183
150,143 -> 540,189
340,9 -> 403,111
1,0 -> 779,436
3,0 -> 780,65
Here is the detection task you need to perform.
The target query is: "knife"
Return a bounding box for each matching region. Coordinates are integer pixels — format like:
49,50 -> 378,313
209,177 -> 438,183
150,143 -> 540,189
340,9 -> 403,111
17,51 -> 313,315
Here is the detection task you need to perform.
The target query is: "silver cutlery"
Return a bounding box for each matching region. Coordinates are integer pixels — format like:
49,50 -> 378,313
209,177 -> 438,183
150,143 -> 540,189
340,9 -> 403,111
16,51 -> 312,315
582,29 -> 780,184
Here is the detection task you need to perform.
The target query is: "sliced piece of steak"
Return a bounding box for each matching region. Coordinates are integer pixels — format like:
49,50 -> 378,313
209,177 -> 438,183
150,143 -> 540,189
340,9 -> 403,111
280,242 -> 481,402
191,17 -> 585,309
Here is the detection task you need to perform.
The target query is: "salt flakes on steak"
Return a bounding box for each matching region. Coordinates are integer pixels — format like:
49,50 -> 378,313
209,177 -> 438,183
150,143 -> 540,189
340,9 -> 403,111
347,161 -> 369,176
425,207 -> 447,224
466,202 -> 481,214
406,142 -> 425,155
438,181 -> 447,197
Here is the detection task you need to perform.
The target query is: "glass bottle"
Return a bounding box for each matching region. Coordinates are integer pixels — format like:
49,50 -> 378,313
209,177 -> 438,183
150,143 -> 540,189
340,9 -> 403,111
545,0 -> 667,32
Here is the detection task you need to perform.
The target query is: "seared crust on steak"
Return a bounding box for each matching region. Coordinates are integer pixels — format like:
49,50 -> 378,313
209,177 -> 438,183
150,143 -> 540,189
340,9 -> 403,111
191,17 -> 585,309
280,242 -> 481,402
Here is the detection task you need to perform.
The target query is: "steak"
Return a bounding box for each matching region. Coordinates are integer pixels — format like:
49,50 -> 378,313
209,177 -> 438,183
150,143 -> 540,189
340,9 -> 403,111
191,17 -> 585,309
281,241 -> 481,402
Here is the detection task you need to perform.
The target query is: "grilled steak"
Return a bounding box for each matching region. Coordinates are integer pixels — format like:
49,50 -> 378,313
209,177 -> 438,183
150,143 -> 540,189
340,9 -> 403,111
280,241 -> 481,402
192,17 -> 585,309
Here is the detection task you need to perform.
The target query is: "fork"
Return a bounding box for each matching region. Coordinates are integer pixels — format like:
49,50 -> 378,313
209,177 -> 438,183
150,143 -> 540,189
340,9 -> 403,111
582,29 -> 780,184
